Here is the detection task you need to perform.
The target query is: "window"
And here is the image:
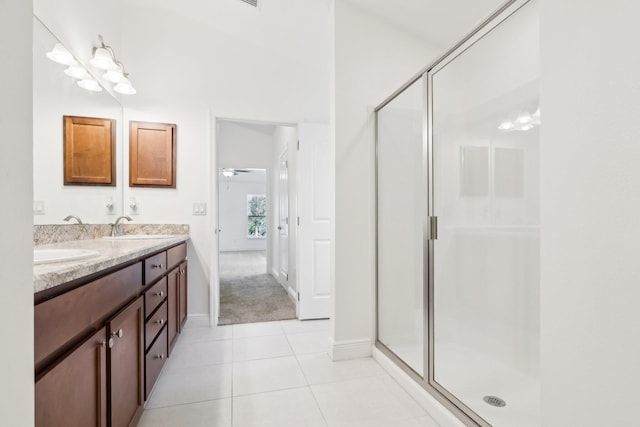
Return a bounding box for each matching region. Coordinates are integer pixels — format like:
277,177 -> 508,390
247,194 -> 266,237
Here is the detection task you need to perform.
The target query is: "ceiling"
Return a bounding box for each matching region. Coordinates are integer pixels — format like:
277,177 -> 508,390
345,0 -> 508,48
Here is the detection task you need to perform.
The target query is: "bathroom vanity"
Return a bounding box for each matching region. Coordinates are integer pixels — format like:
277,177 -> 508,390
34,235 -> 189,427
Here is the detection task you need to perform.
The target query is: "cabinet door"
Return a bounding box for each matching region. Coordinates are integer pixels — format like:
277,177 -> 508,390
108,297 -> 144,427
35,328 -> 107,427
167,266 -> 179,354
129,121 -> 176,188
178,261 -> 188,331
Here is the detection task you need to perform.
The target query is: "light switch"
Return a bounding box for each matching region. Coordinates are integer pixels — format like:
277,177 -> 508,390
193,202 -> 207,216
33,200 -> 45,215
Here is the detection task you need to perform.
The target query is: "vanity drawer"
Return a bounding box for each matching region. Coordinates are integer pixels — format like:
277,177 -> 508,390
167,243 -> 186,270
145,301 -> 168,350
145,326 -> 168,399
145,276 -> 167,318
144,251 -> 167,285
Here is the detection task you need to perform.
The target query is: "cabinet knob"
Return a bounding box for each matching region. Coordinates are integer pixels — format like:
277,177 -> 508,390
155,318 -> 165,325
101,338 -> 114,349
155,291 -> 165,297
154,353 -> 165,360
151,263 -> 163,269
112,328 -> 123,338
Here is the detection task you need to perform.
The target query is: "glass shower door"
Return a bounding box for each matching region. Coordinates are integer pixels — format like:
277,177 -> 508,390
430,1 -> 540,426
377,78 -> 425,376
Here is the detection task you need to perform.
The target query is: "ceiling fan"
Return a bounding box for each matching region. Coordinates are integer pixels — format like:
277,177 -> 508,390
221,168 -> 251,177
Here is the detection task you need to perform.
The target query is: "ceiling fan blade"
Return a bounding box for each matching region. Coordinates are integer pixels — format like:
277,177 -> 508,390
235,169 -> 251,173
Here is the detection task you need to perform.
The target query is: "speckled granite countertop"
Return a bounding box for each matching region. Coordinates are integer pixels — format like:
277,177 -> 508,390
34,235 -> 189,293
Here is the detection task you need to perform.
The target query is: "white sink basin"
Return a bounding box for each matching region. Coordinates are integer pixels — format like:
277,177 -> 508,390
34,248 -> 101,265
102,234 -> 175,240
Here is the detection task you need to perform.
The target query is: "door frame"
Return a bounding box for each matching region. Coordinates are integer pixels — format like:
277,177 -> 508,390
210,115 -> 298,326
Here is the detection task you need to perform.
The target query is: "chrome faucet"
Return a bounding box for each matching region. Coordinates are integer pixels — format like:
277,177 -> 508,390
111,216 -> 133,237
63,215 -> 83,224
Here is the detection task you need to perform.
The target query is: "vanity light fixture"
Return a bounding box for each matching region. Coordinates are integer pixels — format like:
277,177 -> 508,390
90,35 -> 136,95
114,76 -> 137,95
46,43 -> 74,65
63,61 -> 88,80
77,78 -> 102,92
497,107 -> 540,132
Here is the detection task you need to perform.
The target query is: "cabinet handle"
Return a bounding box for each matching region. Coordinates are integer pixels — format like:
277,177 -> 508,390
112,329 -> 123,339
155,318 -> 165,325
101,338 -> 114,349
154,353 -> 165,360
151,263 -> 163,269
155,291 -> 165,297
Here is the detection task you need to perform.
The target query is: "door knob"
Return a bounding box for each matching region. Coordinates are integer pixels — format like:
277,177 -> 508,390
277,226 -> 282,230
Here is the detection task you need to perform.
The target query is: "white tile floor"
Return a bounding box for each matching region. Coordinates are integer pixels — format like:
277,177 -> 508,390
140,317 -> 440,427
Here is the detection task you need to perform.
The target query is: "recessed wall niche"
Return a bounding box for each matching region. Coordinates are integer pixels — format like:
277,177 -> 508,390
129,121 -> 177,188
63,115 -> 116,186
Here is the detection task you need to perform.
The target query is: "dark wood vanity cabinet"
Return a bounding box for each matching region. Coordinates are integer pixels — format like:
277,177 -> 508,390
35,328 -> 107,427
35,241 -> 188,427
179,261 -> 188,330
108,297 -> 144,427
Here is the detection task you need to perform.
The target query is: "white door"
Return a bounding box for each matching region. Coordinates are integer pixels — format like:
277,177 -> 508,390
297,123 -> 331,319
278,152 -> 289,287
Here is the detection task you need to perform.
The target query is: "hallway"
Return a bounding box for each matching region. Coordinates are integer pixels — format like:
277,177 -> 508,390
139,318 -> 439,427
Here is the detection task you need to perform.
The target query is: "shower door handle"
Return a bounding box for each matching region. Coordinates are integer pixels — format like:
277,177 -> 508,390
428,216 -> 438,240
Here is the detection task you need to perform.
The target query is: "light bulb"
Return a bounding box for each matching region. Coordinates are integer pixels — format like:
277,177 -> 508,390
63,61 -> 88,80
90,47 -> 117,70
515,113 -> 532,124
498,121 -> 514,130
103,64 -> 125,83
222,170 -> 235,177
114,77 -> 136,95
77,78 -> 102,92
46,43 -> 74,65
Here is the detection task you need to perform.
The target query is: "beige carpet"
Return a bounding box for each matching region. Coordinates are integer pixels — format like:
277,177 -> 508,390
218,251 -> 296,325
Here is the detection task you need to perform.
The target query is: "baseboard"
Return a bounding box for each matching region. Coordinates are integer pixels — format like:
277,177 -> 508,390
287,286 -> 297,303
372,347 -> 466,427
329,337 -> 372,360
186,313 -> 211,327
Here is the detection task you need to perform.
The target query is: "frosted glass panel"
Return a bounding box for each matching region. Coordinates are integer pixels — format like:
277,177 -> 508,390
431,1 -> 540,426
377,78 -> 425,375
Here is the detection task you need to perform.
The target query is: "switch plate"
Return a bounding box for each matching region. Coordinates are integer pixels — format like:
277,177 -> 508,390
193,202 -> 207,216
33,200 -> 45,215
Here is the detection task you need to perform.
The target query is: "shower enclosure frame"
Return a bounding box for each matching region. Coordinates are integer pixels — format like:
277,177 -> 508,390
373,1 -> 534,426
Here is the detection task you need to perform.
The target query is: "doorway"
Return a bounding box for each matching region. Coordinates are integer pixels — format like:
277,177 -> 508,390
215,119 -> 298,325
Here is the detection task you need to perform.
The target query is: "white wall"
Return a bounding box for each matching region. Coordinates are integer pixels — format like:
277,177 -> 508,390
121,0 -> 330,123
0,0 -> 34,424
219,178 -> 267,252
540,1 -> 640,425
332,1 -> 440,353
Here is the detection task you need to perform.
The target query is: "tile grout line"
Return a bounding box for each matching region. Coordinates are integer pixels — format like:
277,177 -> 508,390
283,328 -> 331,427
